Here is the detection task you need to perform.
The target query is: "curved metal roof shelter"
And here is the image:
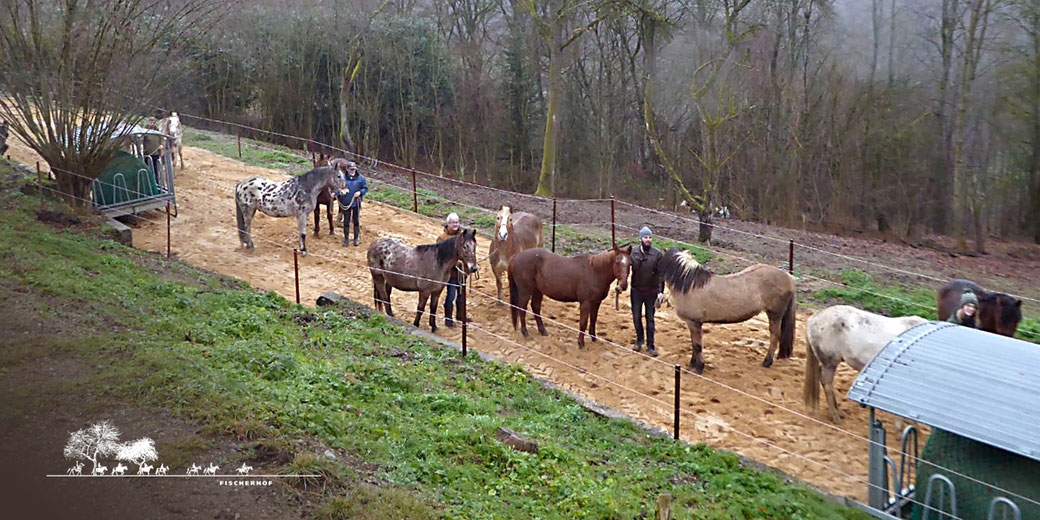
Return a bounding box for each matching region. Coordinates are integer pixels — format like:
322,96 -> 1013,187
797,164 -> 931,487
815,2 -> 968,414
847,321 -> 1040,462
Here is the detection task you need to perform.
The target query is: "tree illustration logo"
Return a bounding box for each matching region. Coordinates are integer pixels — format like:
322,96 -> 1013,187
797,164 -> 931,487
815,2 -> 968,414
63,420 -> 158,476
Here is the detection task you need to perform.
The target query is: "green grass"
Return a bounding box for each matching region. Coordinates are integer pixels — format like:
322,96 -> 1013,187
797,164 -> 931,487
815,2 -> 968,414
184,127 -> 310,170
0,166 -> 869,519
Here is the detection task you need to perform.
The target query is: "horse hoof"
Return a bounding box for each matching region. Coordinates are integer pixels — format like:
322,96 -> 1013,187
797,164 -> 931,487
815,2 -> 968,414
431,325 -> 438,333
521,331 -> 531,339
761,356 -> 774,368
538,329 -> 548,336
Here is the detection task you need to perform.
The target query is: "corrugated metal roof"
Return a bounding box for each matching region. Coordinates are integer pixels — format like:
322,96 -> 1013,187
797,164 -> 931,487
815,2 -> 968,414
847,321 -> 1040,462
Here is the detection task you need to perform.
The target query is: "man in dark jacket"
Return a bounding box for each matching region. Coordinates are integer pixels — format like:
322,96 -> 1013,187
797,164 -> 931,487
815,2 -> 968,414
335,161 -> 368,246
630,226 -> 665,356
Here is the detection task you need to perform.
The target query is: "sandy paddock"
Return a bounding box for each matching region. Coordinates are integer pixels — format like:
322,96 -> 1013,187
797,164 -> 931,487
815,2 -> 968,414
5,139 -> 910,501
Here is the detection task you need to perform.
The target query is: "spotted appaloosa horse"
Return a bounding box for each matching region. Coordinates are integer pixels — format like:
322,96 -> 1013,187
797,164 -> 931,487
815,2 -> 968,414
235,166 -> 346,254
367,229 -> 479,332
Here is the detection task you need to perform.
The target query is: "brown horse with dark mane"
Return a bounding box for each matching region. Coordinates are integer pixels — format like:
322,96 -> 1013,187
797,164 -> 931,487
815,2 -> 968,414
312,152 -> 339,236
657,247 -> 796,373
508,245 -> 631,348
937,279 -> 1022,336
368,229 -> 479,332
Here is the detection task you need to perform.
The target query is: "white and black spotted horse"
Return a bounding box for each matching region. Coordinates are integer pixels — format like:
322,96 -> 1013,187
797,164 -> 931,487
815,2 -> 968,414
235,166 -> 347,254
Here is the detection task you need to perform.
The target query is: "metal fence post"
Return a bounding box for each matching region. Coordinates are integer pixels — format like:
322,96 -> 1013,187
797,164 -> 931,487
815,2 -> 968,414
551,197 -> 557,253
610,196 -> 616,249
166,202 -> 171,259
789,239 -> 794,275
674,364 -> 681,440
461,275 -> 468,357
412,170 -> 418,213
237,127 -> 242,159
293,248 -> 301,304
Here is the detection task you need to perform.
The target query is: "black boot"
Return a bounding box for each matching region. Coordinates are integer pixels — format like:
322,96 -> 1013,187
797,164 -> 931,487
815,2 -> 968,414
444,306 -> 455,327
633,340 -> 643,352
647,344 -> 658,357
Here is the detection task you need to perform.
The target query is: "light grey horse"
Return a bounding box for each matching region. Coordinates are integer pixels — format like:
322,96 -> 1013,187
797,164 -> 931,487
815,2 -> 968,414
367,229 -> 479,331
235,166 -> 346,254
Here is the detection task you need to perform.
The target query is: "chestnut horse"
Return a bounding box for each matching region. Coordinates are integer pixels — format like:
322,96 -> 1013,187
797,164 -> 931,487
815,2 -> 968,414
656,247 -> 796,373
367,229 -> 479,332
508,245 -> 631,348
489,205 -> 544,301
937,279 -> 1022,336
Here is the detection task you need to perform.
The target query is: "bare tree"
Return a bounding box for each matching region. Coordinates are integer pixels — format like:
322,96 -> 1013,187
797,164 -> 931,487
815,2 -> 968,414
63,420 -> 122,472
0,0 -> 216,206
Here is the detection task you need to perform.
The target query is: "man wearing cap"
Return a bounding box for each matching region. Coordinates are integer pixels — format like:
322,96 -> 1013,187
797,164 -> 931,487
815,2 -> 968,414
949,290 -> 979,328
335,161 -> 368,246
630,226 -> 666,356
437,212 -> 465,326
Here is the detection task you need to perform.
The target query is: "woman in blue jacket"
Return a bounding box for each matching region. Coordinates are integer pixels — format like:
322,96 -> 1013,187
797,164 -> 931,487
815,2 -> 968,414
336,161 -> 368,246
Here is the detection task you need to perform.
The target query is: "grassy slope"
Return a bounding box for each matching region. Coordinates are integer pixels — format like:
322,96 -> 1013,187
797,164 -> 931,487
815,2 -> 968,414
0,162 -> 869,519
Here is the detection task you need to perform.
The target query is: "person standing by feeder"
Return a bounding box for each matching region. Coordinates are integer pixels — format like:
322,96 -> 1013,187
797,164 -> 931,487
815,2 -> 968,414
336,161 -> 367,247
630,226 -> 666,356
437,212 -> 465,326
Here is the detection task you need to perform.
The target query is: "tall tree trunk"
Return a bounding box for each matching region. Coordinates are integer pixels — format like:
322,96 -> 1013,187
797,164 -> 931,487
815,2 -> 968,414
535,35 -> 561,196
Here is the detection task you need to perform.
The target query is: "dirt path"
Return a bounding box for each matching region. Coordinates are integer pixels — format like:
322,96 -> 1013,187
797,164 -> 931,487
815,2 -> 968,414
46,145 -> 915,502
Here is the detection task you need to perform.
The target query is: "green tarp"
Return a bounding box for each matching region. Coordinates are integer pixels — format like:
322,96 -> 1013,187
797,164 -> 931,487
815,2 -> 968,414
911,428 -> 1040,520
92,150 -> 161,208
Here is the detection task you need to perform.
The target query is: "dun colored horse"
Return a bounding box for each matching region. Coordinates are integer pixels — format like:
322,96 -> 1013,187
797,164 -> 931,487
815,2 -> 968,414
368,229 -> 479,332
490,205 -> 544,301
508,245 -> 631,348
937,279 -> 1022,336
235,166 -> 346,253
803,305 -> 927,423
657,247 -> 796,373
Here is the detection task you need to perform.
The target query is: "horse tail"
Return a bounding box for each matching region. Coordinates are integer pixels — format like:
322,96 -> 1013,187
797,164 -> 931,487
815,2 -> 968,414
803,332 -> 820,409
235,189 -> 249,245
509,271 -> 519,330
779,293 -> 796,359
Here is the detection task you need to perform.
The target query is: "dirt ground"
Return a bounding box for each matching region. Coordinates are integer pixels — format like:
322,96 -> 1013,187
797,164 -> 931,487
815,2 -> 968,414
20,143 -> 910,502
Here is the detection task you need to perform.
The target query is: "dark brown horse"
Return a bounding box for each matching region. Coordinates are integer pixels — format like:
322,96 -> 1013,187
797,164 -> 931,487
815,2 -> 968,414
937,279 -> 1022,336
313,152 -> 336,236
508,245 -> 632,348
367,229 -> 479,332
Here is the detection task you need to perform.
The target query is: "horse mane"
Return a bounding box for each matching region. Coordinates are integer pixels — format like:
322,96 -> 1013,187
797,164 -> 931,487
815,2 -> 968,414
416,236 -> 457,266
296,166 -> 335,191
659,247 -> 713,293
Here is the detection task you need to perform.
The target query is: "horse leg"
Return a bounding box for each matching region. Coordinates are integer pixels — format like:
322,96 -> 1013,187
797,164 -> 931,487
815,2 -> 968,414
429,289 -> 441,332
297,214 -> 308,254
821,364 -> 842,423
326,203 -> 335,236
577,301 -> 591,349
414,292 -> 429,328
371,275 -> 384,312
588,300 -> 602,341
494,267 -> 505,304
516,289 -> 532,339
763,311 -> 782,368
314,205 -> 321,236
684,319 -> 706,374
530,291 -> 548,336
384,284 -> 394,317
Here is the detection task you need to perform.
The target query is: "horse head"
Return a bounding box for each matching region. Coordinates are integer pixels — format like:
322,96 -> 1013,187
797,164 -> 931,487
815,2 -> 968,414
455,228 -> 479,274
495,206 -> 512,241
613,244 -> 632,292
979,292 -> 1023,337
